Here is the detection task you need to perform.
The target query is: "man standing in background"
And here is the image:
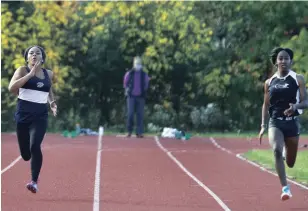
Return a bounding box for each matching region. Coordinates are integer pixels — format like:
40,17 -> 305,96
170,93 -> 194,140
123,56 -> 150,138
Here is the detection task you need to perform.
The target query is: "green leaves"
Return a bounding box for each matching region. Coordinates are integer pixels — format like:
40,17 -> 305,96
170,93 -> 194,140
1,1 -> 308,131
283,29 -> 308,75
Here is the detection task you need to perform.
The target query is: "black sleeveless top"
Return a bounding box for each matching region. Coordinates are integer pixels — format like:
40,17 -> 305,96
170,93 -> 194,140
268,70 -> 302,118
15,67 -> 51,123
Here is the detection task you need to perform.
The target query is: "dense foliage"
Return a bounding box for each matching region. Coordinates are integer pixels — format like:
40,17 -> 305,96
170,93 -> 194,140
2,1 -> 308,133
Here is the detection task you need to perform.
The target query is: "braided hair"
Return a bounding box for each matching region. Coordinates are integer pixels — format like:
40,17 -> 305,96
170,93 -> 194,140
24,45 -> 46,64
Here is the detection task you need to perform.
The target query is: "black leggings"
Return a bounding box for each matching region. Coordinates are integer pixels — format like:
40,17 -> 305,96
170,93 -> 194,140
16,118 -> 47,182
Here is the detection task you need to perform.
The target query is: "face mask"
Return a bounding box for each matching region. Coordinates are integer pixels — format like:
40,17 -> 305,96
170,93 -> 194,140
135,64 -> 142,71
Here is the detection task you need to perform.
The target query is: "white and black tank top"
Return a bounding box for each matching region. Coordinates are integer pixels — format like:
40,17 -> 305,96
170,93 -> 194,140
268,70 -> 303,118
15,67 -> 51,123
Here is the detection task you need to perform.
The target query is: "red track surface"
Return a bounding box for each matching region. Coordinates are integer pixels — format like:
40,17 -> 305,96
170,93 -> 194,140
2,133 -> 308,211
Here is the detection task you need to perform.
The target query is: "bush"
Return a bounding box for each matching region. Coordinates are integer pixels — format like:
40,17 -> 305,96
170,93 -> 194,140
190,103 -> 226,131
147,123 -> 161,133
299,112 -> 308,133
147,104 -> 177,128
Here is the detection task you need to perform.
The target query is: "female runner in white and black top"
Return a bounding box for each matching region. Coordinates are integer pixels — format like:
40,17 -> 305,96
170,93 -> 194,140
259,47 -> 308,201
8,45 -> 57,193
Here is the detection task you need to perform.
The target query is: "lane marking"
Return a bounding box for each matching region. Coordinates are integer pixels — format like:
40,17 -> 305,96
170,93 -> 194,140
1,156 -> 22,174
155,136 -> 231,211
93,126 -> 103,211
210,137 -> 308,190
1,145 -> 64,174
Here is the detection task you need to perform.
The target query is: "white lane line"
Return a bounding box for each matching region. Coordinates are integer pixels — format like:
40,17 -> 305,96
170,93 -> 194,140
155,136 -> 231,211
93,126 -> 103,211
209,137 -> 308,190
1,145 -> 62,174
1,156 -> 22,174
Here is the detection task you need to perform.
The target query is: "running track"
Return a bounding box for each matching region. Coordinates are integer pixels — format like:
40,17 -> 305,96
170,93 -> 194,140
1,133 -> 308,211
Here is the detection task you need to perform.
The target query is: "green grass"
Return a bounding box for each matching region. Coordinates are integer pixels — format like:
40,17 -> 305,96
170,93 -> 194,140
3,129 -> 308,139
193,131 -> 258,138
243,149 -> 308,185
83,130 -> 256,138
103,130 -> 160,136
194,132 -> 308,139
